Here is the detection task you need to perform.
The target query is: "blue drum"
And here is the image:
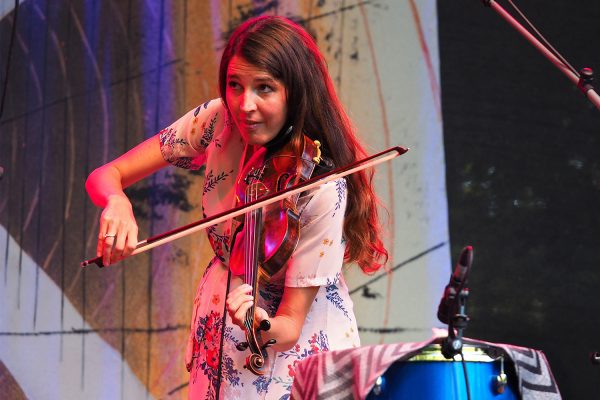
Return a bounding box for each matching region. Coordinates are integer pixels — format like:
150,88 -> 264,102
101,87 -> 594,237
367,344 -> 518,399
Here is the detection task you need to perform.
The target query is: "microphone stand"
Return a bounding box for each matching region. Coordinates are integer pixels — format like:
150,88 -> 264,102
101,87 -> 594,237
479,1 -> 600,365
441,284 -> 470,359
479,0 -> 600,112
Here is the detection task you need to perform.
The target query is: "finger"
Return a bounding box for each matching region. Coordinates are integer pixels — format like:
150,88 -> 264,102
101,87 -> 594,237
97,235 -> 103,258
111,224 -> 129,264
227,290 -> 253,305
102,232 -> 117,267
97,218 -> 109,257
229,284 -> 253,298
255,307 -> 269,323
226,299 -> 243,328
227,294 -> 254,313
233,300 -> 253,328
97,209 -> 116,258
122,224 -> 138,258
226,287 -> 248,306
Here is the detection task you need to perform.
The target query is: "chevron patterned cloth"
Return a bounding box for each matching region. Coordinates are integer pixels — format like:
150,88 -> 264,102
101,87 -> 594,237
290,336 -> 562,399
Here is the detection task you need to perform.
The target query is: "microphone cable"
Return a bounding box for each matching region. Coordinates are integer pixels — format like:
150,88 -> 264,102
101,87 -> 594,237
0,0 -> 19,120
459,350 -> 472,400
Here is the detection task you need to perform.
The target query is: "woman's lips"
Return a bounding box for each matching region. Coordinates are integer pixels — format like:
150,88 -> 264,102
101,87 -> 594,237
241,120 -> 261,131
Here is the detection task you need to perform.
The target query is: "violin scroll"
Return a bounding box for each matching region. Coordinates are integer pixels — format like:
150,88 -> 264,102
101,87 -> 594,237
236,317 -> 277,375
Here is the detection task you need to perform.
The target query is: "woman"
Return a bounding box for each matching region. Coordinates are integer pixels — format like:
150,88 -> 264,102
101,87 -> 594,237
86,16 -> 387,399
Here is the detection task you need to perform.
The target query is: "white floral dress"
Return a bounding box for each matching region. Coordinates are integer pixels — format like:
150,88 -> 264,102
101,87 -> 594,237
158,99 -> 360,400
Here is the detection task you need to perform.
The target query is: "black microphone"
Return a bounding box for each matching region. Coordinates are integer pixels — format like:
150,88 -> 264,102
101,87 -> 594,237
437,246 -> 474,324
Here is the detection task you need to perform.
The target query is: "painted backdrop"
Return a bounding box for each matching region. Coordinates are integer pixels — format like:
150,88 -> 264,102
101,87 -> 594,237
0,0 -> 447,399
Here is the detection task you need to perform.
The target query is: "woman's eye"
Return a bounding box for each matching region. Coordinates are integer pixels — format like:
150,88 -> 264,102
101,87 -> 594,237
258,84 -> 273,93
227,81 -> 241,90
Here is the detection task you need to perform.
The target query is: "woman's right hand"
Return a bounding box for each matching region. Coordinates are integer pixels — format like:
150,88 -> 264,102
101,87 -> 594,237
97,194 -> 139,266
86,134 -> 168,266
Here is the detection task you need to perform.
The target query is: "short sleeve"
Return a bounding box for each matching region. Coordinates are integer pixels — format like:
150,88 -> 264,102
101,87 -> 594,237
285,178 -> 348,287
158,99 -> 228,170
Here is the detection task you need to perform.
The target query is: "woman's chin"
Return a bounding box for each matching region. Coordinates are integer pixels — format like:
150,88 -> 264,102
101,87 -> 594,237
235,123 -> 281,146
245,133 -> 275,147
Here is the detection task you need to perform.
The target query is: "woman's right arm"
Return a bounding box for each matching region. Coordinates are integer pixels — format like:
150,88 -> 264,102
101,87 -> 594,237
86,134 -> 169,266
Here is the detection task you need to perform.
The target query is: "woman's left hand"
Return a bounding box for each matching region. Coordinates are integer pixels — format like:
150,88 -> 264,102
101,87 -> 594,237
226,283 -> 269,331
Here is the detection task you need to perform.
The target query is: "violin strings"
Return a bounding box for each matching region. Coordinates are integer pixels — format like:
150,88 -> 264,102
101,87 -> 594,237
250,183 -> 256,328
243,185 -> 249,331
244,181 -> 259,332
244,183 -> 253,331
253,184 -> 261,329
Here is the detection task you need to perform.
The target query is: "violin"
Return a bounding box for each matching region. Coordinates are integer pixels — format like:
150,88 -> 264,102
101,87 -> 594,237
229,133 -> 322,375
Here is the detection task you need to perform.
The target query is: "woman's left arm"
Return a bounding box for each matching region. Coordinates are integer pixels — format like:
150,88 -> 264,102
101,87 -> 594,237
227,283 -> 318,352
227,179 -> 347,351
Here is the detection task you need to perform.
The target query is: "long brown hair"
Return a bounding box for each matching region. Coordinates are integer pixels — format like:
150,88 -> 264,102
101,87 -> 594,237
219,16 -> 387,273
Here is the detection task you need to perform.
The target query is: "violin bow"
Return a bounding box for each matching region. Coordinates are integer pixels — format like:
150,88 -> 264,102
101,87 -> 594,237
81,145 -> 408,268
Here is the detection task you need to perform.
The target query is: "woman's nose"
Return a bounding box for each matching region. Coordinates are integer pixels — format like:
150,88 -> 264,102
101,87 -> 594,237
240,90 -> 257,113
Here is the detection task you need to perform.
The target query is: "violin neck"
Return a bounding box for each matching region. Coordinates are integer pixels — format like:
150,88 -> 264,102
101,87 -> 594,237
243,184 -> 265,330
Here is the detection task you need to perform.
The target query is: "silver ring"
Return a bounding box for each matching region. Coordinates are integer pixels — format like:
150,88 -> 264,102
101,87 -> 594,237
104,234 -> 116,239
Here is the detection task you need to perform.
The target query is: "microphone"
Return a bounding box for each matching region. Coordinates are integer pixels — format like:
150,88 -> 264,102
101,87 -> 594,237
0,166 -> 4,180
437,246 -> 473,324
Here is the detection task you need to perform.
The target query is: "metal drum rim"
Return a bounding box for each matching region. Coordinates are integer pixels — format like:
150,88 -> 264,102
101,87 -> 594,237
407,344 -> 496,363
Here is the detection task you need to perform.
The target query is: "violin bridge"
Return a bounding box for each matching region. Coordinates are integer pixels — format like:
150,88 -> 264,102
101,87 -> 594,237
244,167 -> 263,184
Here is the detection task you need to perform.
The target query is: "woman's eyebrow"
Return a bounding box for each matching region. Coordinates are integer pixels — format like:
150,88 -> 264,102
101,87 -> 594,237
227,73 -> 277,83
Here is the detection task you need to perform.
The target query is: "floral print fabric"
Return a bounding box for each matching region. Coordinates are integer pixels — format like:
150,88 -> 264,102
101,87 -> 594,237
159,99 -> 360,399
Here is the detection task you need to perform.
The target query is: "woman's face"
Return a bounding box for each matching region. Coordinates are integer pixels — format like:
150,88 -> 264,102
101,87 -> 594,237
226,55 -> 288,146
